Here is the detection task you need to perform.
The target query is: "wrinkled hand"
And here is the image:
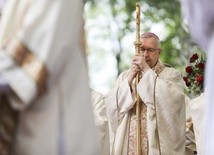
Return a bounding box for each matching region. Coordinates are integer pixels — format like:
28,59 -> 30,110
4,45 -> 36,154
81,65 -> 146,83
131,54 -> 150,73
127,54 -> 150,85
127,64 -> 141,85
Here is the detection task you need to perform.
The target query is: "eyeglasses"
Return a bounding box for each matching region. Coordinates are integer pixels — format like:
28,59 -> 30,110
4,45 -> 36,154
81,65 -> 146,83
140,47 -> 160,53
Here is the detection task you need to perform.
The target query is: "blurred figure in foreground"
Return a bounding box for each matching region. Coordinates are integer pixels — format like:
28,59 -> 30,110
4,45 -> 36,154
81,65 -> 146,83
182,0 -> 214,154
0,0 -> 98,154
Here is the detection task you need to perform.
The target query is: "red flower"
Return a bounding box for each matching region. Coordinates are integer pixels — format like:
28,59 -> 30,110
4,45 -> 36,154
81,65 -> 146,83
185,66 -> 193,73
196,74 -> 203,84
190,53 -> 199,63
197,62 -> 205,70
185,82 -> 191,87
183,53 -> 206,95
183,77 -> 188,82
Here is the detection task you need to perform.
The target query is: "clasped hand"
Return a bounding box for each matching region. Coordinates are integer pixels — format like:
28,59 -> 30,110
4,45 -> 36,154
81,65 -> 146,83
127,54 -> 150,85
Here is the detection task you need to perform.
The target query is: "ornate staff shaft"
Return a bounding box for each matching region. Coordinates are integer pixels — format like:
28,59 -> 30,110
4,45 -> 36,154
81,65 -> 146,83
135,2 -> 141,155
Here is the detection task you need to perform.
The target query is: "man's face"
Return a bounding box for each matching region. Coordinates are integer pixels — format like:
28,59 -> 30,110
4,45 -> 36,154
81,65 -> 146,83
140,37 -> 161,68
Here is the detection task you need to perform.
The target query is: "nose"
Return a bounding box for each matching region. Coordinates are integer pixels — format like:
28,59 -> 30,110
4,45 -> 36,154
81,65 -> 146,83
142,50 -> 149,57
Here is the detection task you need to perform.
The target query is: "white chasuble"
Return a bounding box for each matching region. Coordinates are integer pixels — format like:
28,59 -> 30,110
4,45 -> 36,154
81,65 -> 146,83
105,60 -> 186,155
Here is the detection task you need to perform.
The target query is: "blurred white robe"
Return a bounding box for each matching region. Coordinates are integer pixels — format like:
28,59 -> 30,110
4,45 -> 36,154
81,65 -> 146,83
185,96 -> 196,155
91,90 -> 109,155
0,0 -> 98,154
105,61 -> 186,155
189,93 -> 205,155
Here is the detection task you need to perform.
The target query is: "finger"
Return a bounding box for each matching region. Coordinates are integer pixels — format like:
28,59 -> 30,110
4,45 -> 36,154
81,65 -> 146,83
133,66 -> 141,72
132,60 -> 140,66
132,64 -> 139,69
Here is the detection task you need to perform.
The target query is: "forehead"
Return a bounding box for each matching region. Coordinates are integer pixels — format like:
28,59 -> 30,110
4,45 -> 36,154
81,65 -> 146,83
140,37 -> 157,47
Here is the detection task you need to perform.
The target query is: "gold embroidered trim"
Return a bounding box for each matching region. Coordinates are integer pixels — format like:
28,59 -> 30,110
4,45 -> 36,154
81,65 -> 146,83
153,60 -> 165,75
5,39 -> 48,94
153,75 -> 162,155
128,103 -> 148,155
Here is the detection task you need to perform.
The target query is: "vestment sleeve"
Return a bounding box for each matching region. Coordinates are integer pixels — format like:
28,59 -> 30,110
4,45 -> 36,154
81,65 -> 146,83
0,0 -> 82,110
137,68 -> 186,153
137,68 -> 184,111
105,71 -> 136,123
105,71 -> 135,153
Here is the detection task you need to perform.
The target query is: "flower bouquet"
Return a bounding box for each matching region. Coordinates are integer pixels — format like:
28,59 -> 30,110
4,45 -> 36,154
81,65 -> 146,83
183,53 -> 205,96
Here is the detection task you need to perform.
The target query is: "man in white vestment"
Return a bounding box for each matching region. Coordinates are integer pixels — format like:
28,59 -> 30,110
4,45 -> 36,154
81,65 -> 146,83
182,0 -> 214,154
91,89 -> 110,155
105,32 -> 186,155
0,0 -> 98,154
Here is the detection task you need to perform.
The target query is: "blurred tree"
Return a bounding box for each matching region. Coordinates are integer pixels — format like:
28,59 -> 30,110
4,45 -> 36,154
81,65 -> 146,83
84,0 -> 195,73
84,0 -> 204,93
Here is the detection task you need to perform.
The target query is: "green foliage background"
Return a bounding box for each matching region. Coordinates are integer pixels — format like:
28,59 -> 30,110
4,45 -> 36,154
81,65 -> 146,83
83,0 -> 205,93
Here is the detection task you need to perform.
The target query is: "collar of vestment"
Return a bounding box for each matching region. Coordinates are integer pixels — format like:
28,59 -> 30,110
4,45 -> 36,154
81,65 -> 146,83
152,59 -> 165,75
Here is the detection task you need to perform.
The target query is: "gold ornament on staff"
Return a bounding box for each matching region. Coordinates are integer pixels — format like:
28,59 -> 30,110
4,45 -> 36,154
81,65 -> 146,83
134,2 -> 141,155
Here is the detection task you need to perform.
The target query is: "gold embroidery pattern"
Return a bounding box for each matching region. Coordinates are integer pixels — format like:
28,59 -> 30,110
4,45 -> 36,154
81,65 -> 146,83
152,60 -> 165,75
128,103 -> 147,155
5,39 -> 48,94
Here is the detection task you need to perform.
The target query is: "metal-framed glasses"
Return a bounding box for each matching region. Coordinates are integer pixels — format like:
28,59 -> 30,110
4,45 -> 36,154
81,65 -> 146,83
140,47 -> 160,53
